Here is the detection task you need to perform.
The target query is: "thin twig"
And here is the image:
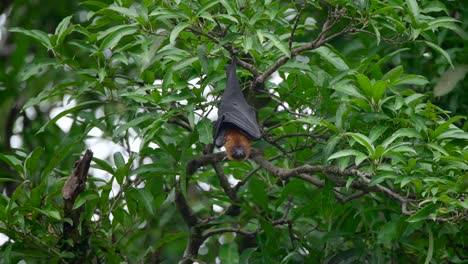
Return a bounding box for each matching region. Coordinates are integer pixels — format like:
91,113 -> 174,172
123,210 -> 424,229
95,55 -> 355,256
289,5 -> 306,50
203,227 -> 254,239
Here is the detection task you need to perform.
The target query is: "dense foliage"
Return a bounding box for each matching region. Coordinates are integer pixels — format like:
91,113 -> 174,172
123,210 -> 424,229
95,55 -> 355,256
0,0 -> 467,263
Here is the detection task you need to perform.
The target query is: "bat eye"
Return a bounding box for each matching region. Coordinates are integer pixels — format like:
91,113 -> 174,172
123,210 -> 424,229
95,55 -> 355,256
232,147 -> 246,160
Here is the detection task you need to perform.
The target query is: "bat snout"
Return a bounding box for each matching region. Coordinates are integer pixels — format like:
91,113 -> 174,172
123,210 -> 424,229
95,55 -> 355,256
231,146 -> 247,160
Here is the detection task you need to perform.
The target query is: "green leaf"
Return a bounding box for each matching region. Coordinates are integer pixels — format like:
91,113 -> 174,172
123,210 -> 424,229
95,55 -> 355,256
404,93 -> 426,106
320,120 -> 340,134
92,157 -> 115,174
369,126 -> 388,143
99,24 -> 138,51
80,1 -> 108,8
426,142 -> 449,156
406,0 -> 420,25
370,145 -> 386,160
3,243 -> 12,264
433,116 -> 466,138
263,32 -> 290,58
377,221 -> 398,243
337,156 -> 350,172
313,46 -> 349,71
382,65 -> 404,83
170,22 -> 190,45
114,152 -> 126,168
115,113 -> 155,135
394,74 -> 429,86
18,59 -> 57,82
214,14 -> 238,24
196,0 -> 219,16
114,152 -> 127,185
24,147 -> 44,179
173,57 -> 198,71
421,1 -> 448,14
437,129 -> 468,140
153,233 -> 186,250
293,117 -> 339,134
106,6 -> 139,19
136,188 -> 154,215
10,28 -> 52,49
382,128 -> 422,148
249,178 -> 268,210
371,20 -> 381,46
372,80 -> 387,102
370,172 -> 398,185
220,243 -> 239,264
356,74 -> 372,97
219,0 -> 236,15
332,83 -> 366,99
73,190 -> 99,210
149,8 -> 190,20
54,15 -> 74,46
355,152 -> 368,166
424,225 -> 434,264
328,149 -> 367,161
36,101 -> 101,134
0,154 -> 24,176
243,35 -> 253,54
197,45 -> 209,74
426,17 -> 459,31
344,133 -> 375,154
406,203 -> 436,222
196,118 -> 213,144
41,129 -> 92,179
422,41 -> 453,68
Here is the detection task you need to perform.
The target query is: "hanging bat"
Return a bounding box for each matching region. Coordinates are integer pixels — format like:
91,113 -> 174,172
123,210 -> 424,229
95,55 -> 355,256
214,58 -> 261,161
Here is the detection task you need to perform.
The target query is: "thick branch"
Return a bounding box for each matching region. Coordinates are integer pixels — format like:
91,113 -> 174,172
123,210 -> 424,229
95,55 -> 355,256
213,163 -> 241,203
175,188 -> 199,227
186,152 -> 226,175
61,149 -> 93,263
185,149 -> 458,221
175,183 -> 204,263
62,149 -> 93,203
251,151 -> 408,203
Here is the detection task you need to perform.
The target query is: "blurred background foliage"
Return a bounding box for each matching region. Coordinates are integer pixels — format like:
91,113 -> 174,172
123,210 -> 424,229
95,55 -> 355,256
0,0 -> 467,263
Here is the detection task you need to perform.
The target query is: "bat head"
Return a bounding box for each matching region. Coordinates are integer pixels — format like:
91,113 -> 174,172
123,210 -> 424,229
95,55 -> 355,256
224,126 -> 251,161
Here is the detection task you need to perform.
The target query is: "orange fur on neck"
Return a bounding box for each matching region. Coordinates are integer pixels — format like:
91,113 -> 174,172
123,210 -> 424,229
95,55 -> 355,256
224,127 -> 251,161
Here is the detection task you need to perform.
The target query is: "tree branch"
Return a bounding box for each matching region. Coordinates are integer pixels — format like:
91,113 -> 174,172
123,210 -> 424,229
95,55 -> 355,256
213,163 -> 241,203
187,27 -> 260,77
255,7 -> 347,85
289,5 -> 305,50
185,148 -> 461,222
60,149 -> 93,263
203,227 -> 254,239
186,152 -> 226,175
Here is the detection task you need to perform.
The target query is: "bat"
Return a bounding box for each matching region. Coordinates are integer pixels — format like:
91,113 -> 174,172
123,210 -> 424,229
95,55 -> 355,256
214,57 -> 261,160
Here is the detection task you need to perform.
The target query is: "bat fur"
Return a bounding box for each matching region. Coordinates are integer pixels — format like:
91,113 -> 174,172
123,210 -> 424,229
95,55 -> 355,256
224,127 -> 251,161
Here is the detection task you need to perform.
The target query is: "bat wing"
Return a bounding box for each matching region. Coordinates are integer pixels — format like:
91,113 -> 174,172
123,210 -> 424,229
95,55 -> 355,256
214,59 -> 261,147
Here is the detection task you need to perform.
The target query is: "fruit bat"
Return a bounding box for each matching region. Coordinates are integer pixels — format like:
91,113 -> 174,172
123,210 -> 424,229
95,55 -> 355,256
214,58 -> 261,160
